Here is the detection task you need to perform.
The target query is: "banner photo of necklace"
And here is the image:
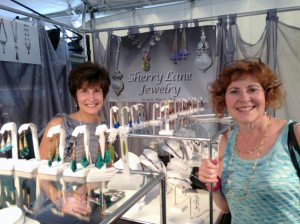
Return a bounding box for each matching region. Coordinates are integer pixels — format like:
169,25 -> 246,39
0,17 -> 41,64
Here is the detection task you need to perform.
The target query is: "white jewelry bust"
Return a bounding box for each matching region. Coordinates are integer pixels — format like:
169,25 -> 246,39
139,148 -> 166,173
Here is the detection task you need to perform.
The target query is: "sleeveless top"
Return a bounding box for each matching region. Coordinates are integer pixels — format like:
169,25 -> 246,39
221,120 -> 300,224
55,113 -> 104,164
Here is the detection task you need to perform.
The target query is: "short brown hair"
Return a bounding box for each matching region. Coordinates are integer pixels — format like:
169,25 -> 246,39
68,62 -> 111,102
209,60 -> 285,116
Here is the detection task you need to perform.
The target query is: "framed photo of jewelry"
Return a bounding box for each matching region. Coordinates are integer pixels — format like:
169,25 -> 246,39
0,17 -> 41,64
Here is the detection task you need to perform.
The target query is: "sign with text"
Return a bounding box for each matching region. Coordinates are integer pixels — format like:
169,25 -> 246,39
108,26 -> 216,102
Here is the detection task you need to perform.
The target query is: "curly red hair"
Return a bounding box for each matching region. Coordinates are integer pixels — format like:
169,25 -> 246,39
209,60 -> 285,117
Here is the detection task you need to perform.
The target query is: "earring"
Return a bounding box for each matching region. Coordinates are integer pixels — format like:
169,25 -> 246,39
19,133 -> 25,158
80,143 -> 89,168
71,141 -> 77,172
54,137 -> 61,162
48,138 -> 53,167
23,131 -> 29,154
5,131 -> 12,152
95,142 -> 104,169
128,113 -> 133,128
19,131 -> 29,158
0,134 -> 5,153
104,142 -> 112,166
113,113 -> 120,129
108,142 -> 115,163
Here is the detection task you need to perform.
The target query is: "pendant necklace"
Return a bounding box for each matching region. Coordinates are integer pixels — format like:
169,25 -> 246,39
225,116 -> 271,201
11,21 -> 19,60
24,24 -> 31,54
0,18 -> 7,54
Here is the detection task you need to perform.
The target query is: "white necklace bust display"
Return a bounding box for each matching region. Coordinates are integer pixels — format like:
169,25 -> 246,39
161,139 -> 185,159
139,148 -> 166,173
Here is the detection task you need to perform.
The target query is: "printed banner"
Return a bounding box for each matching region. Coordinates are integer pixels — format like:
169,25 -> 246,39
0,17 -> 41,64
108,25 -> 216,103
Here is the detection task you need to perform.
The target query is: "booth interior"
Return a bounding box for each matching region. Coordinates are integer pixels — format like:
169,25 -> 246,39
0,0 -> 300,223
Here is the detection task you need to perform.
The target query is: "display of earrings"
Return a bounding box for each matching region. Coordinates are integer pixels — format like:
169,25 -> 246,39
111,36 -> 124,96
0,18 -> 8,54
19,130 -> 29,158
195,27 -> 213,72
11,21 -> 19,60
24,24 -> 31,54
0,131 -> 13,154
95,141 -> 112,169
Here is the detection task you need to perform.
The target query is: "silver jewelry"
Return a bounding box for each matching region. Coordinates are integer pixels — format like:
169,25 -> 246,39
163,140 -> 184,159
141,152 -> 163,171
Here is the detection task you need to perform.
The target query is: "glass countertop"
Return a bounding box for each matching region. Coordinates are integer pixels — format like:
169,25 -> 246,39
0,170 -> 165,224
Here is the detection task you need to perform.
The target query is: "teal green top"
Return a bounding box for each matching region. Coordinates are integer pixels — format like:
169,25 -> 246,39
221,120 -> 300,224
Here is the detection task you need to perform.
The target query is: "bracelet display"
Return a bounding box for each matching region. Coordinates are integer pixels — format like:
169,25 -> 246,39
205,176 -> 221,192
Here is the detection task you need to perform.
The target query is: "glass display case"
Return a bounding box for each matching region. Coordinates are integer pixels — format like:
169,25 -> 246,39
121,114 -> 233,224
0,170 -> 166,224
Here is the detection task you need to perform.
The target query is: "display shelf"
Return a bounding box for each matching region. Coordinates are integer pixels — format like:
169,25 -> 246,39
0,170 -> 166,224
124,114 -> 233,224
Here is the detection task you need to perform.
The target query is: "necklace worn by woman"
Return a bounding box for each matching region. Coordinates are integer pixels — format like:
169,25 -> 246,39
77,112 -> 100,125
226,116 -> 271,201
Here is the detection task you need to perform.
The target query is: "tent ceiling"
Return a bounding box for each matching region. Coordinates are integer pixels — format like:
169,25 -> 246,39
0,0 -> 187,19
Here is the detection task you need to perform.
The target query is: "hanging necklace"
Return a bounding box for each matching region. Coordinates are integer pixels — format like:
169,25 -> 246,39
163,140 -> 184,159
235,117 -> 271,155
141,152 -> 163,171
11,21 -> 19,60
225,116 -> 271,201
77,111 -> 100,125
24,24 -> 31,54
0,18 -> 8,54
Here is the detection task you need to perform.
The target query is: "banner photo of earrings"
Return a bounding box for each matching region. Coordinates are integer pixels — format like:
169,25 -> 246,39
0,17 -> 41,64
169,23 -> 190,64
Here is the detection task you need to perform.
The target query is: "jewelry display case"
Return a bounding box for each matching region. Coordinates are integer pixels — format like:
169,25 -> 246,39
0,170 -> 166,224
119,114 -> 233,224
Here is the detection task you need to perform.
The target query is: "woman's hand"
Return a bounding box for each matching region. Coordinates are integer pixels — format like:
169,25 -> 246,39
61,189 -> 91,217
198,158 -> 219,184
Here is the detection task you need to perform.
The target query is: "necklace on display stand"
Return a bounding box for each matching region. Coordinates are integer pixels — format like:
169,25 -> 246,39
11,21 -> 19,60
0,18 -> 8,54
163,139 -> 185,159
24,24 -> 31,54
